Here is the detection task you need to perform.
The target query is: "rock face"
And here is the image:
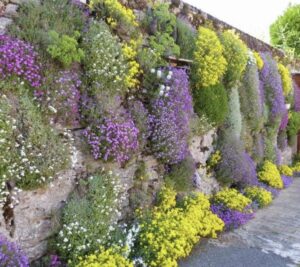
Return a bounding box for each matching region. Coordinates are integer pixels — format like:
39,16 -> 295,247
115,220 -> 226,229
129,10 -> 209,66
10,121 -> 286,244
0,140 -> 84,261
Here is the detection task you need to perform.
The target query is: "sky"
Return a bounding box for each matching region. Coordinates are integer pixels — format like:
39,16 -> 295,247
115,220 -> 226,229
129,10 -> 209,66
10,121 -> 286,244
184,0 -> 300,43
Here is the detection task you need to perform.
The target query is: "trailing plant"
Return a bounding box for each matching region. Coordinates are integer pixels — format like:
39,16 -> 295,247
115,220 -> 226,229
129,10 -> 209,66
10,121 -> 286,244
277,63 -> 292,97
244,186 -> 272,208
135,187 -> 224,267
47,31 -> 85,67
258,161 -> 283,189
253,51 -> 264,70
192,26 -> 227,88
8,0 -> 85,57
281,175 -> 293,188
212,188 -> 252,212
76,247 -> 133,267
0,235 -> 29,267
220,30 -> 248,88
55,171 -> 126,265
149,68 -> 193,164
193,83 -> 229,127
176,18 -> 196,59
0,35 -> 42,88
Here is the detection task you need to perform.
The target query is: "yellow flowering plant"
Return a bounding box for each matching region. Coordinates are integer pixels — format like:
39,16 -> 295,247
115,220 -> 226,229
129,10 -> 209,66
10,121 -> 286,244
136,187 -> 224,267
213,188 -> 252,212
258,161 -> 284,189
278,63 -> 292,97
253,51 -> 264,70
279,164 -> 293,177
244,186 -> 272,208
292,162 -> 300,173
207,150 -> 222,171
193,26 -> 227,88
76,247 -> 133,267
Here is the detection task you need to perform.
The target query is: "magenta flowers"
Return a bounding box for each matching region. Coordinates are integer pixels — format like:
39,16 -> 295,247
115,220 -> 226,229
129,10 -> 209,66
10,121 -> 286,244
84,116 -> 139,164
0,35 -> 42,88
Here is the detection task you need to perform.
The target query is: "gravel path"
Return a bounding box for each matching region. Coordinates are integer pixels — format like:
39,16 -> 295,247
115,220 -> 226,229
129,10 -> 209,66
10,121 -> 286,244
180,178 -> 300,267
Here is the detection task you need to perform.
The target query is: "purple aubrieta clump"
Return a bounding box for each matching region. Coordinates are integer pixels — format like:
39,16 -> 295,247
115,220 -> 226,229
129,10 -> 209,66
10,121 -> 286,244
149,67 -> 193,164
83,116 -> 139,164
281,175 -> 293,188
0,235 -> 29,267
211,204 -> 254,231
260,53 -> 285,122
0,35 -> 42,88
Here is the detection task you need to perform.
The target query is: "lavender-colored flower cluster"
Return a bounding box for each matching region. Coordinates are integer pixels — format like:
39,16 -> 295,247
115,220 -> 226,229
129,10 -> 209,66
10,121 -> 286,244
260,53 -> 285,122
211,204 -> 254,231
0,235 -> 29,267
149,68 -> 193,164
0,35 -> 41,88
279,110 -> 289,131
281,175 -> 293,188
83,116 -> 139,164
52,71 -> 81,127
217,137 -> 258,186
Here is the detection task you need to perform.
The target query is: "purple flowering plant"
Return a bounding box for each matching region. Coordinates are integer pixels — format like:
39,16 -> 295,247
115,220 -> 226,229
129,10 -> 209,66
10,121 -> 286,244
0,235 -> 29,267
281,175 -> 293,188
149,67 -> 193,164
83,115 -> 139,164
0,35 -> 42,88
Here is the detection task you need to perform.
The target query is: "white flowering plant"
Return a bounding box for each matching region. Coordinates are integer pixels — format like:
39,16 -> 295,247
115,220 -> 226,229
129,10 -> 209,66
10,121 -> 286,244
55,169 -> 127,266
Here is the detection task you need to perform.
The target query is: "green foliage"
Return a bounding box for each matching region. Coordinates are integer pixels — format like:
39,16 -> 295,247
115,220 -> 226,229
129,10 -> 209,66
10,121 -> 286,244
55,171 -> 125,265
165,155 -> 195,192
149,32 -> 180,58
227,87 -> 242,138
47,31 -> 85,67
192,27 -> 227,88
176,19 -> 196,59
287,111 -> 300,137
0,89 -> 69,192
219,30 -> 248,88
8,0 -> 85,57
190,114 -> 214,136
270,4 -> 300,57
193,83 -> 229,127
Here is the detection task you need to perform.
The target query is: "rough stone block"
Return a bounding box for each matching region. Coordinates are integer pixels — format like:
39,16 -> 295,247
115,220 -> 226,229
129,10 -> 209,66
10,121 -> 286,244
4,4 -> 18,18
0,17 -> 12,34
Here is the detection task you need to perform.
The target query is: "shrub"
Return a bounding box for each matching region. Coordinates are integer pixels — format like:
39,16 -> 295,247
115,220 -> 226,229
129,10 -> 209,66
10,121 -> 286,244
258,161 -> 283,189
82,21 -> 128,99
227,87 -> 242,138
193,83 -> 229,127
55,171 -> 125,265
213,188 -> 252,212
76,247 -> 133,267
176,19 -> 196,59
0,91 -> 69,192
260,53 -> 285,122
8,0 -> 85,56
149,68 -> 193,164
253,51 -> 264,70
220,30 -> 248,88
281,175 -> 293,188
239,54 -> 263,133
136,187 -> 224,267
47,31 -> 85,67
211,204 -> 254,231
244,186 -> 272,208
193,27 -> 227,88
279,165 -> 293,176
277,63 -> 292,97
0,235 -> 29,267
287,111 -> 300,138
83,115 -> 139,164
0,35 -> 42,88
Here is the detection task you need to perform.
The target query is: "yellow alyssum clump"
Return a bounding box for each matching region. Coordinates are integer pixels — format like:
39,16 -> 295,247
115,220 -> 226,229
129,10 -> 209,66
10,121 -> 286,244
90,0 -> 138,28
244,186 -> 272,208
137,187 -> 224,267
122,39 -> 142,88
258,161 -> 283,189
278,63 -> 292,96
292,162 -> 300,173
76,247 -> 133,267
213,188 -> 252,211
279,164 -> 293,177
253,51 -> 264,70
193,27 -> 227,88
